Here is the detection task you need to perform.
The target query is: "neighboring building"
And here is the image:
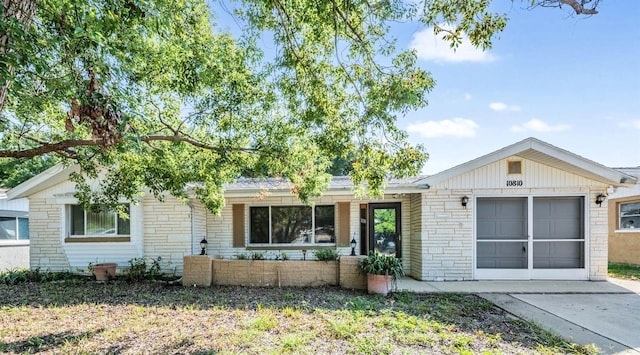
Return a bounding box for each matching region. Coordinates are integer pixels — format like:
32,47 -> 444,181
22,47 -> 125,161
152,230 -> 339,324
607,167 -> 640,265
0,188 -> 30,270
6,137 -> 638,280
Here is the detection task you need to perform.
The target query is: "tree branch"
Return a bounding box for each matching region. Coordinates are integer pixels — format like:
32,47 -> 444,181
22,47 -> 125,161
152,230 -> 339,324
537,0 -> 599,15
0,135 -> 259,158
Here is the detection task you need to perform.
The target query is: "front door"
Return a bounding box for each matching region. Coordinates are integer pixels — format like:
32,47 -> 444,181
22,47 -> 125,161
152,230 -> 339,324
475,196 -> 586,280
369,203 -> 401,257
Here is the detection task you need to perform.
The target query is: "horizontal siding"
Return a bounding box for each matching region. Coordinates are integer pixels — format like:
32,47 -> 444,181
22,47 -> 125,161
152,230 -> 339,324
0,197 -> 29,212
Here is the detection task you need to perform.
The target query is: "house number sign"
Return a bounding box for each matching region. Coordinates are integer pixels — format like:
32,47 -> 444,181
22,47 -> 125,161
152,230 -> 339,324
506,180 -> 524,187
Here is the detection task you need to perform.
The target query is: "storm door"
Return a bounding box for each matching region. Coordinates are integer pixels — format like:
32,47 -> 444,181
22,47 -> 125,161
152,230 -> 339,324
368,203 -> 401,257
476,197 -> 529,279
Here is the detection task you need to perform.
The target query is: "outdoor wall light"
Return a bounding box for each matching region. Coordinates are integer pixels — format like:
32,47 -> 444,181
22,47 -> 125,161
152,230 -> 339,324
199,237 -> 208,255
461,196 -> 469,209
595,193 -> 607,207
302,249 -> 307,260
350,234 -> 357,256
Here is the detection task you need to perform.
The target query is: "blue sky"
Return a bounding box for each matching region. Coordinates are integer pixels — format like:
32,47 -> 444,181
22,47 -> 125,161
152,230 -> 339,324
397,1 -> 640,174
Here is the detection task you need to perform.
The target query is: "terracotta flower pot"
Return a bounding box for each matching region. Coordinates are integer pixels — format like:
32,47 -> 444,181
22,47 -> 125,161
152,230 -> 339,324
93,263 -> 117,281
366,274 -> 393,296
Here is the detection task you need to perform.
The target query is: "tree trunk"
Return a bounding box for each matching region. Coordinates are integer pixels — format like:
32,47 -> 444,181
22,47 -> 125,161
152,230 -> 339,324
0,0 -> 37,114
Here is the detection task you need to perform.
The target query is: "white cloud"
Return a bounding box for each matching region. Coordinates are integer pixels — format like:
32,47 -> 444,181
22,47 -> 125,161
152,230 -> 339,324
464,93 -> 472,101
619,120 -> 640,129
489,102 -> 521,112
409,27 -> 496,63
511,119 -> 571,133
407,118 -> 478,138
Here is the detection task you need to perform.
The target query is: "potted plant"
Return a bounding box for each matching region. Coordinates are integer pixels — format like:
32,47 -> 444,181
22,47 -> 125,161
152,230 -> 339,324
358,252 -> 404,296
89,262 -> 117,281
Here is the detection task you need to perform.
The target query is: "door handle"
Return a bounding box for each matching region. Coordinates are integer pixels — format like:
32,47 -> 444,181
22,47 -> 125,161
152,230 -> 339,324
522,246 -> 526,254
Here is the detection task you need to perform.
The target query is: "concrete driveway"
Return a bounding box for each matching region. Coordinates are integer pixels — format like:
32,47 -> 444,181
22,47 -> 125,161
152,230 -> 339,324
397,278 -> 640,354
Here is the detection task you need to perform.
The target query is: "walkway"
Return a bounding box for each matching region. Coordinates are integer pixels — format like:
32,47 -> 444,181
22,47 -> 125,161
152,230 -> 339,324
396,278 -> 640,354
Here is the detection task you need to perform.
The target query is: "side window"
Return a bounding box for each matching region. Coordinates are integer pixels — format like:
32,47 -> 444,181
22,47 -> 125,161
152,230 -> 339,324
0,216 -> 29,240
67,204 -> 130,237
620,201 -> 640,230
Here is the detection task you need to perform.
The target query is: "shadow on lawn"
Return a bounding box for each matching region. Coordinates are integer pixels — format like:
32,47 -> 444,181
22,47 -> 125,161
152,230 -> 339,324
0,329 -> 105,353
0,282 -> 594,354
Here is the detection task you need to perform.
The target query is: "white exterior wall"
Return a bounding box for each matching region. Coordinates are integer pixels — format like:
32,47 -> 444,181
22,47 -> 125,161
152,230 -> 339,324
142,196 -> 192,274
418,157 -> 610,281
26,178 -> 181,273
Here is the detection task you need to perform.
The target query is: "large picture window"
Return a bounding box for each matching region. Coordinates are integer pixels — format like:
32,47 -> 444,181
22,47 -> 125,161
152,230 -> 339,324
0,216 -> 29,240
68,204 -> 130,237
620,201 -> 640,230
250,205 -> 335,245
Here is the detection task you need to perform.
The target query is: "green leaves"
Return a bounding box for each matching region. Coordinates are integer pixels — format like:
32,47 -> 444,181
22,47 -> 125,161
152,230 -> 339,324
1,0 -> 511,212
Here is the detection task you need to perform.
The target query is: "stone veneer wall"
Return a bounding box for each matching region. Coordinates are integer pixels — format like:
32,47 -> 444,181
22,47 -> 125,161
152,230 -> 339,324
590,192 -> 609,280
143,196 -> 192,275
420,190 -> 473,281
29,198 -> 70,271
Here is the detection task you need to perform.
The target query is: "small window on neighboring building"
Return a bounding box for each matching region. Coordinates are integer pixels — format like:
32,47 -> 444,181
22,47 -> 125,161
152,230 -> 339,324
508,161 -> 522,174
620,201 -> 640,230
67,204 -> 130,237
0,216 -> 29,240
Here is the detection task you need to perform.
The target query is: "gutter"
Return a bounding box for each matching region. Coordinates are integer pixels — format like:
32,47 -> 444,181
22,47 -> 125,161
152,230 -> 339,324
187,201 -> 196,255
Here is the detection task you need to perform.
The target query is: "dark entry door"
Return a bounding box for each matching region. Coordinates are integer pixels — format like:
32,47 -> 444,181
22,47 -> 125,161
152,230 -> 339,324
369,203 -> 401,257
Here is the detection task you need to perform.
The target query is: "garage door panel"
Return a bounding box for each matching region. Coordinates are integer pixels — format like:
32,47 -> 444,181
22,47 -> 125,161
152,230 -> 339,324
533,241 -> 584,268
477,242 -> 527,269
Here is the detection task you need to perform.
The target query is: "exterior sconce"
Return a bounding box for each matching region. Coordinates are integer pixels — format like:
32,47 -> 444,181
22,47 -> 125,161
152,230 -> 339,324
199,237 -> 208,255
595,194 -> 607,207
302,249 -> 307,260
461,196 -> 469,209
350,234 -> 357,256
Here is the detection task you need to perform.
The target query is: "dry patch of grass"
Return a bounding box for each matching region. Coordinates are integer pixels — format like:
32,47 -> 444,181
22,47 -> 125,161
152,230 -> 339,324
0,282 -> 598,354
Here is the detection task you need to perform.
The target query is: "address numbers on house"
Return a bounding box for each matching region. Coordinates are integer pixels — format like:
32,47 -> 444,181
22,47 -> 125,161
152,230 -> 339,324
506,180 -> 524,187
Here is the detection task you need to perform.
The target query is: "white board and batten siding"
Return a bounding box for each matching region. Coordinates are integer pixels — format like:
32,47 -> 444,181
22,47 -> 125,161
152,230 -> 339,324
432,158 -> 607,190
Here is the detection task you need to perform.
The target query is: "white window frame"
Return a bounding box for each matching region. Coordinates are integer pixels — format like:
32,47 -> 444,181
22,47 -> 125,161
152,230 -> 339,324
0,215 -> 29,242
619,201 -> 640,231
65,204 -> 131,238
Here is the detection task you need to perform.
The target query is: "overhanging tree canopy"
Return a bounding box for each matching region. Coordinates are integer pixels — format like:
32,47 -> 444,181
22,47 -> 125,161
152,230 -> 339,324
0,0 -> 600,212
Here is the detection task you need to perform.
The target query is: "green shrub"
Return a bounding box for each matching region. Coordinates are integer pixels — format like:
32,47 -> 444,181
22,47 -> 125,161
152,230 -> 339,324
0,268 -> 81,285
314,248 -> 340,261
358,252 -> 404,280
126,258 -> 161,281
236,253 -> 249,260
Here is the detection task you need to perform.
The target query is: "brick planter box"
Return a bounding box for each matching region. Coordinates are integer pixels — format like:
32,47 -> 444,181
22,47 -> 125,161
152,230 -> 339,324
183,255 -> 214,287
213,259 -> 338,287
183,255 -> 367,289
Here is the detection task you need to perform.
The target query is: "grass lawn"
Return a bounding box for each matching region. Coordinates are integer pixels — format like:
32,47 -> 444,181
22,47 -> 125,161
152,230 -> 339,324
0,280 -> 599,354
608,262 -> 640,281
